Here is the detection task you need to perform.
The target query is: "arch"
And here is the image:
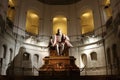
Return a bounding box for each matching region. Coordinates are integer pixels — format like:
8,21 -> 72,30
107,48 -> 111,64
103,0 -> 112,20
90,52 -> 97,61
23,52 -> 30,61
33,54 -> 39,68
53,15 -> 67,35
7,0 -> 16,22
2,45 -> 7,58
81,54 -> 87,66
80,9 -> 94,34
9,48 -> 13,62
112,44 -> 118,63
25,10 -> 40,35
33,54 -> 39,63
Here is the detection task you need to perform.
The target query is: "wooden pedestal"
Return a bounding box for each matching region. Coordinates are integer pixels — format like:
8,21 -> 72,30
39,56 -> 80,77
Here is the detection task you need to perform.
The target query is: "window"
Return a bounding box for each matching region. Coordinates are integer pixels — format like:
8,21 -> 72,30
23,52 -> 29,61
81,54 -> 87,66
7,0 -> 16,22
3,45 -> 7,58
9,48 -> 13,62
26,10 -> 39,35
112,44 -> 117,63
104,0 -> 112,20
90,52 -> 97,60
53,15 -> 67,35
33,54 -> 39,63
0,58 -> 3,67
33,54 -> 39,67
80,9 -> 94,34
107,48 -> 111,64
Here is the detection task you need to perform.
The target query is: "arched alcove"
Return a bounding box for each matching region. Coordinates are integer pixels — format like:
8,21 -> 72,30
9,48 -> 13,62
33,54 -> 39,67
2,45 -> 7,59
107,48 -> 111,64
90,52 -> 97,61
81,54 -> 87,66
7,0 -> 16,22
33,54 -> 39,63
80,9 -> 94,34
103,0 -> 112,20
26,10 -> 40,35
53,15 -> 67,35
112,44 -> 118,63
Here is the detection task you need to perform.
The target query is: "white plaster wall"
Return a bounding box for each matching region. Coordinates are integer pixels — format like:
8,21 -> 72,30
0,32 -> 16,75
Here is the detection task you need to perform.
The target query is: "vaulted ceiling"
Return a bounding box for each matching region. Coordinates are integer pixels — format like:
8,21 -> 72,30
38,0 -> 81,5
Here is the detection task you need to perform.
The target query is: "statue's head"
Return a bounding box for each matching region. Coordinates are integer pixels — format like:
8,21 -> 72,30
57,29 -> 62,35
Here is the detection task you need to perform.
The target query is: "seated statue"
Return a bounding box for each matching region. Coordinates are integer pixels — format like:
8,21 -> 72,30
48,29 -> 73,56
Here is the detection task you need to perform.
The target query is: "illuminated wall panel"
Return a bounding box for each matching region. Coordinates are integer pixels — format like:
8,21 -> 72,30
80,9 -> 94,34
26,10 -> 39,35
53,15 -> 67,35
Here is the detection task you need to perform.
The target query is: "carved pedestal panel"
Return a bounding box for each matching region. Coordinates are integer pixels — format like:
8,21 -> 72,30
39,56 -> 80,77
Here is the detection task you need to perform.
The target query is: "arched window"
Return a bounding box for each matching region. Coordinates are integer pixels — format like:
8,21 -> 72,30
33,54 -> 39,63
26,10 -> 39,35
90,52 -> 97,61
81,54 -> 87,66
103,0 -> 112,20
112,44 -> 117,63
3,45 -> 7,58
23,52 -> 29,61
53,15 -> 67,35
9,48 -> 13,62
7,0 -> 16,22
80,9 -> 94,34
33,54 -> 39,67
107,48 -> 111,64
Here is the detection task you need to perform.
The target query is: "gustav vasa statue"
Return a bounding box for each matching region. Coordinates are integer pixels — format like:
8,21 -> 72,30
49,29 -> 73,56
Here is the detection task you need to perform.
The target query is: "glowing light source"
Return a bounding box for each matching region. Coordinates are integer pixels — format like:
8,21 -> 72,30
53,17 -> 67,21
82,12 -> 90,17
80,10 -> 94,34
9,0 -> 14,6
30,13 -> 38,18
53,16 -> 67,35
106,0 -> 110,5
62,18 -> 67,21
53,18 -> 58,21
26,10 -> 39,35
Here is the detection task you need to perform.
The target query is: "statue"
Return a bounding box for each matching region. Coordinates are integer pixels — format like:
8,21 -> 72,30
39,29 -> 80,77
49,29 -> 73,56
